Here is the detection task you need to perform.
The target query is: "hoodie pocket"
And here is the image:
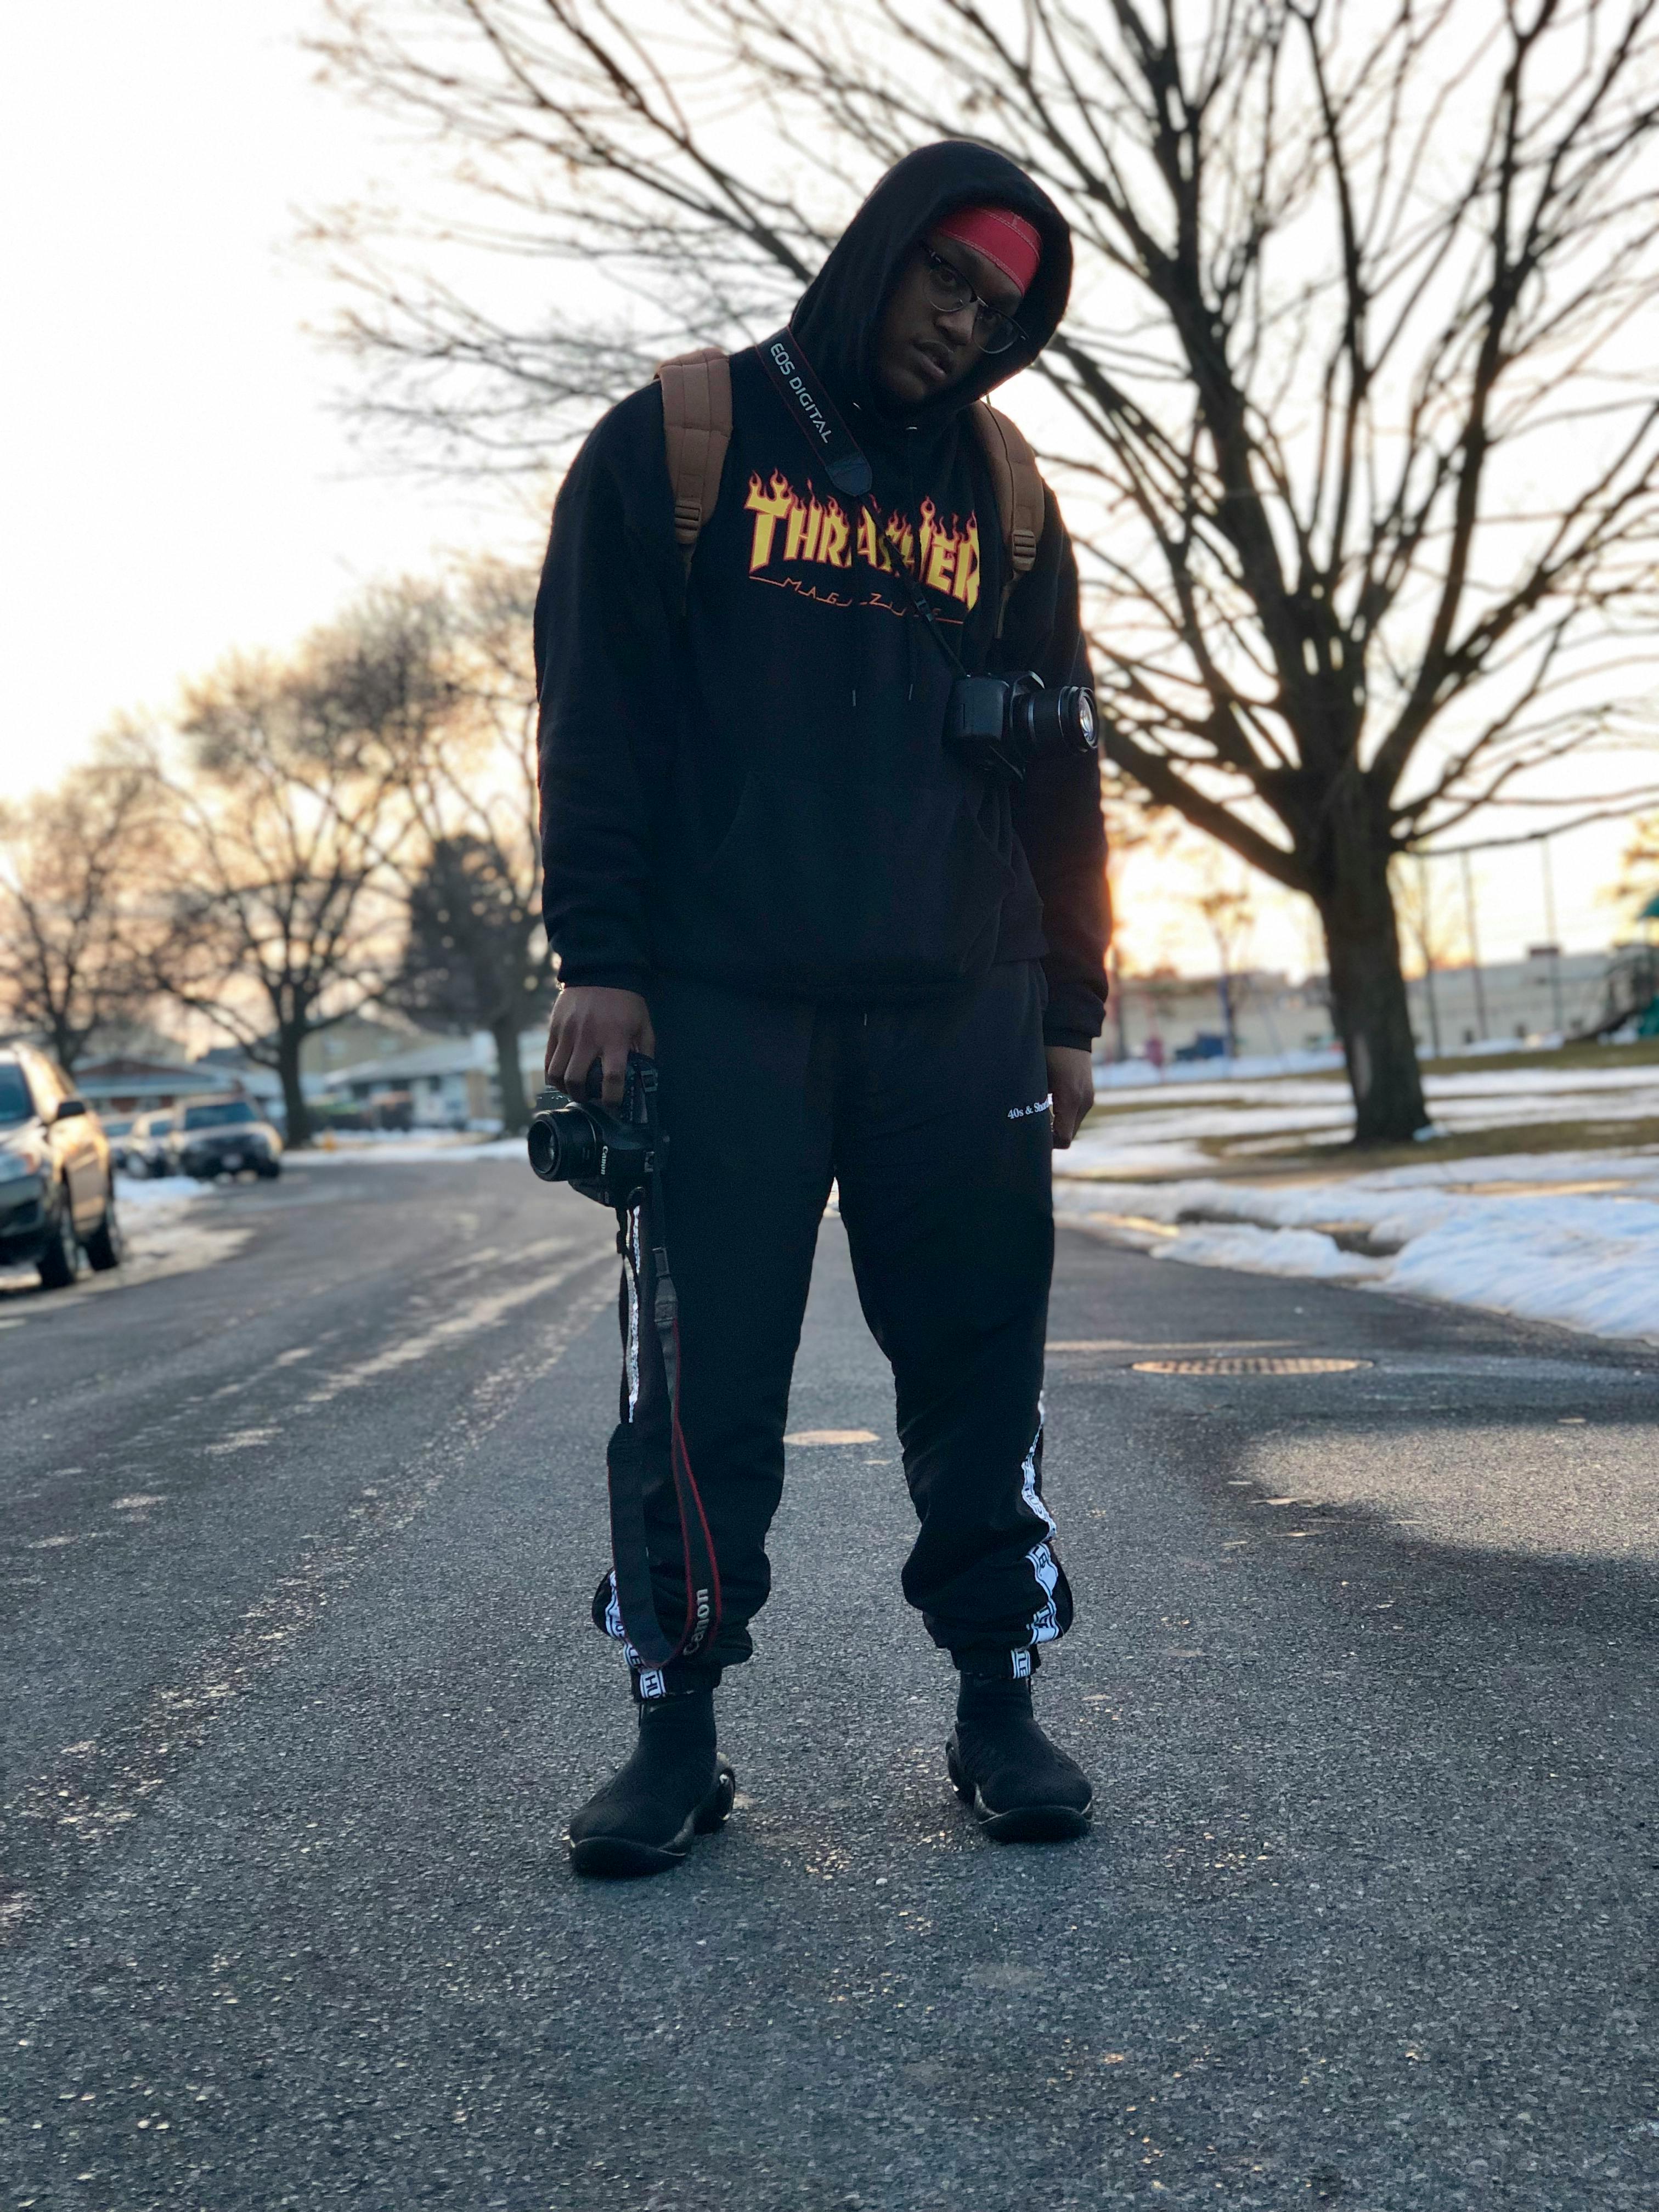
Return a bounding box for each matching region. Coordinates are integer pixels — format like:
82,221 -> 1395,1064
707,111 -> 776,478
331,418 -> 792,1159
703,773 -> 1015,994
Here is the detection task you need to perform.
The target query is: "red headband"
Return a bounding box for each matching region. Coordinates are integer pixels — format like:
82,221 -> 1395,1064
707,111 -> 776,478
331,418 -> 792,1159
933,205 -> 1042,296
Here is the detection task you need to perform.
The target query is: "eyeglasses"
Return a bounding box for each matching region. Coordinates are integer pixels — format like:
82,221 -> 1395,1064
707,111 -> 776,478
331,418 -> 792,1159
917,242 -> 1027,357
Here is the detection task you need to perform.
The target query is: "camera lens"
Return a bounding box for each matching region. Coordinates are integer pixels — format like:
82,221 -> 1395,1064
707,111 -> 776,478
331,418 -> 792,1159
527,1101 -> 604,1183
1008,678 -> 1095,761
1056,685 -> 1097,755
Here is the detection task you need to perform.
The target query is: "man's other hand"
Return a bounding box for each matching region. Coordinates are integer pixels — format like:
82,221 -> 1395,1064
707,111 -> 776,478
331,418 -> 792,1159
1046,1046 -> 1093,1150
545,986 -> 657,1107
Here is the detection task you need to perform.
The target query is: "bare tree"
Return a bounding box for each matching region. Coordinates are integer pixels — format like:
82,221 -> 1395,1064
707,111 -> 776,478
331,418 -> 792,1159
314,0 -> 1659,1141
366,565 -> 553,1129
0,754 -> 159,1074
138,627 -> 416,1147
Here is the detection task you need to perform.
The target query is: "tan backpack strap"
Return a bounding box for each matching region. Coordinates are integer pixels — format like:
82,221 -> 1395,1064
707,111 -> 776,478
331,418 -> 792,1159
654,348 -> 733,575
970,400 -> 1044,634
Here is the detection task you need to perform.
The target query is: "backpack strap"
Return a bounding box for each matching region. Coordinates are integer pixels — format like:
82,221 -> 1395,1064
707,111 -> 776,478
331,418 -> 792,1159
655,348 -> 733,576
969,400 -> 1044,635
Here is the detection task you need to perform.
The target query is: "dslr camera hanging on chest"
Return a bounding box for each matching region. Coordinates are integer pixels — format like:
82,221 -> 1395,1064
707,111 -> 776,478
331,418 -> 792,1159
943,672 -> 1097,782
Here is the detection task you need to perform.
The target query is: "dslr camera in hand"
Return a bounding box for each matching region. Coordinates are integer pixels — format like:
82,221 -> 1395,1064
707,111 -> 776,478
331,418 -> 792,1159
526,1055 -> 663,1211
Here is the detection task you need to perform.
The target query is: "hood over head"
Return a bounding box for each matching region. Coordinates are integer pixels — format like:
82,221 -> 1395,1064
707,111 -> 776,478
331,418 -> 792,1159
789,140 -> 1072,427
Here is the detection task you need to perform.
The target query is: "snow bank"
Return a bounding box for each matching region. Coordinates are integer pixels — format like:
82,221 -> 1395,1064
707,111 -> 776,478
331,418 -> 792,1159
1154,1221 -> 1385,1284
1384,1193 -> 1659,1342
1054,1148 -> 1659,1347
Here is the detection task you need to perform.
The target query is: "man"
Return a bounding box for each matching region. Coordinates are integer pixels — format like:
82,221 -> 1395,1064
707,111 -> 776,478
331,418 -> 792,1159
535,140 -> 1109,1877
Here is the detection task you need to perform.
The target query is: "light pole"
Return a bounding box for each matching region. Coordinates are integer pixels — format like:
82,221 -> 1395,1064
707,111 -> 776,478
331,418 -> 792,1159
1417,852 -> 1443,1058
1541,836 -> 1566,1036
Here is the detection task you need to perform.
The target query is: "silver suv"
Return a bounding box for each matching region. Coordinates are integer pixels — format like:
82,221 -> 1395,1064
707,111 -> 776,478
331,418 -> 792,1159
0,1048 -> 122,1290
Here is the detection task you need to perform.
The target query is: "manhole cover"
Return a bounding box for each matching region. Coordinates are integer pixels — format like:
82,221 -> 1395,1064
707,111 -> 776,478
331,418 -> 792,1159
1131,1356 -> 1372,1376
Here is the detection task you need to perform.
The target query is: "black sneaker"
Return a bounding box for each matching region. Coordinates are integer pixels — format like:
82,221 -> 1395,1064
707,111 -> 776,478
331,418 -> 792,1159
567,1686 -> 736,1878
947,1674 -> 1092,1842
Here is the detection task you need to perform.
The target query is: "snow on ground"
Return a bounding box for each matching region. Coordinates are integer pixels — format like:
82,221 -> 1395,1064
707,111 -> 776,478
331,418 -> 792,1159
1098,1047 -> 1346,1088
111,1172 -> 256,1285
116,1172 -> 210,1211
296,1133 -> 526,1165
1059,1052 -> 1659,1348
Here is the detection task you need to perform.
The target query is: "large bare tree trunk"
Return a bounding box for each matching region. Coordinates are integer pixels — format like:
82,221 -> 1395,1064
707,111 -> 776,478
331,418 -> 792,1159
490,1013 -> 531,1133
278,1030 -> 313,1150
1315,784 -> 1428,1146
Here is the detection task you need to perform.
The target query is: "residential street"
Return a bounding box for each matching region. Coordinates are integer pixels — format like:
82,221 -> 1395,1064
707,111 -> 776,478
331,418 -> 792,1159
2,1154 -> 1656,2211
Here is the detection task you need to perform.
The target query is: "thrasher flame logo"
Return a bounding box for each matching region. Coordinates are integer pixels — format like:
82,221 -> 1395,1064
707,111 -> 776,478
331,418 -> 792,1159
743,469 -> 981,613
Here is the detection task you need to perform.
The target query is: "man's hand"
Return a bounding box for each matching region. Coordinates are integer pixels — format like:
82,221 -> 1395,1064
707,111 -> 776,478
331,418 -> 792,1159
545,986 -> 656,1107
1046,1046 -> 1094,1150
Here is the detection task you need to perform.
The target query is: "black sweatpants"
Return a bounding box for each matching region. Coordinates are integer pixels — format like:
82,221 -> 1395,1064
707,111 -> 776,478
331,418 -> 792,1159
596,959 -> 1074,1691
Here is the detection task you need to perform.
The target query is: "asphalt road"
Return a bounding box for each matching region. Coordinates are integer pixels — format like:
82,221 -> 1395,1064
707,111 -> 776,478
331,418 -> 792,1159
2,1154 -> 1656,2211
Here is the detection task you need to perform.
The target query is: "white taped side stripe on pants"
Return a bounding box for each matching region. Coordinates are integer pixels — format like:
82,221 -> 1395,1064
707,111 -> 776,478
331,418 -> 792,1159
1019,1412 -> 1056,1538
602,1570 -> 644,1668
1019,1412 -> 1062,1645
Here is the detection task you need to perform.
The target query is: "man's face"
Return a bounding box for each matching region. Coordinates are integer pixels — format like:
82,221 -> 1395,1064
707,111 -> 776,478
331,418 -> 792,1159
873,227 -> 1026,407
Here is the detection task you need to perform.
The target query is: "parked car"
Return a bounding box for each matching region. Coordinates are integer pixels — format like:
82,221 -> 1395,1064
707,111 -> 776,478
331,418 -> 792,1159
165,1096 -> 284,1181
123,1110 -> 176,1178
99,1115 -> 136,1172
0,1047 -> 122,1289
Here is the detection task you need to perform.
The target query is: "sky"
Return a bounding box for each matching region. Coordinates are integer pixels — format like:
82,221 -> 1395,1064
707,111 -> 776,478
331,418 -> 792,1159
0,1 -> 1651,985
0,2 -> 542,799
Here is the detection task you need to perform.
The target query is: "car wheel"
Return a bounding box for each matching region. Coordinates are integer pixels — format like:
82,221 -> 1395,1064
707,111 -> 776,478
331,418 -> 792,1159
256,1159 -> 282,1180
36,1186 -> 81,1291
84,1190 -> 124,1272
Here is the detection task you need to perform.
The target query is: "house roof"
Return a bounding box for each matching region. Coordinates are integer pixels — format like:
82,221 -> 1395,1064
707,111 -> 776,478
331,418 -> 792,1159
320,1034 -> 494,1087
75,1058 -> 247,1101
76,1057 -> 205,1082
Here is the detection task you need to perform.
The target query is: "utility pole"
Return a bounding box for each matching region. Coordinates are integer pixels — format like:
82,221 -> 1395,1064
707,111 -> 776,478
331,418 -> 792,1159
1416,854 -> 1443,1058
1459,849 -> 1489,1041
1541,836 -> 1566,1036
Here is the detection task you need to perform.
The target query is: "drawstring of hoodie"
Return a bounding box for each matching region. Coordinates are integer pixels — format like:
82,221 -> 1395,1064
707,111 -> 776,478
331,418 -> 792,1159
905,425 -> 918,701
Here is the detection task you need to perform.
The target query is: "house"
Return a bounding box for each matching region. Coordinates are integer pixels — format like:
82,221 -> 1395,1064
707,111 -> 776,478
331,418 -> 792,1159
314,1030 -> 546,1129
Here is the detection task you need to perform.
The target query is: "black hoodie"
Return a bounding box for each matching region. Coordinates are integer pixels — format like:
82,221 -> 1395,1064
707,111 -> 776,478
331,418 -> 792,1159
534,140 -> 1108,1047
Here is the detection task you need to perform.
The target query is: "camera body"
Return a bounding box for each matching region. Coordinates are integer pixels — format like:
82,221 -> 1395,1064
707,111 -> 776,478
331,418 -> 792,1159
945,673 -> 1097,781
527,1058 -> 662,1210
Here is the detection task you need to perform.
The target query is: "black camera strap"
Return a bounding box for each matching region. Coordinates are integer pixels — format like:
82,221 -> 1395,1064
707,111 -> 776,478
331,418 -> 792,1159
757,328 -> 971,684
756,328 -> 872,499
603,1060 -> 722,1677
